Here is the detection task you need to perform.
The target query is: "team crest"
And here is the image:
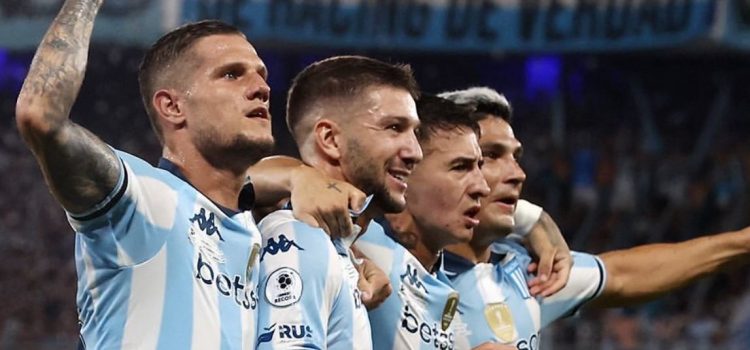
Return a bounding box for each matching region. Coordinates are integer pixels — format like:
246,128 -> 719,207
245,243 -> 261,282
441,292 -> 459,331
484,303 -> 517,343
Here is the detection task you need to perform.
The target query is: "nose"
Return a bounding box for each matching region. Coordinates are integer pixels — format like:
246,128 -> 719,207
246,76 -> 270,103
469,169 -> 491,200
506,160 -> 526,187
400,132 -> 423,169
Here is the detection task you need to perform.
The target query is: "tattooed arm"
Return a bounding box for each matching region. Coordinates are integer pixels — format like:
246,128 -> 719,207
15,0 -> 121,215
248,156 -> 367,238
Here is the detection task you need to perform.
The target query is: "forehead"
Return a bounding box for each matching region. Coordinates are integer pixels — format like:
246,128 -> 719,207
190,34 -> 263,67
358,85 -> 418,122
478,117 -> 519,146
421,128 -> 480,161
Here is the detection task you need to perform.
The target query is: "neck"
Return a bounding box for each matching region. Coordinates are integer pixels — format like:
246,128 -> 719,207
163,145 -> 247,210
411,238 -> 443,272
445,226 -> 496,264
386,212 -> 443,271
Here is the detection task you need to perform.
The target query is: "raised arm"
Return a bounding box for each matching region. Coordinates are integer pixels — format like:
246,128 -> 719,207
591,227 -> 750,308
15,0 -> 121,215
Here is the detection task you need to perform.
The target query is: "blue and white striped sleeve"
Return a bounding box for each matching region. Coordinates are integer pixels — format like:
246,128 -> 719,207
67,150 -> 173,267
539,251 -> 606,328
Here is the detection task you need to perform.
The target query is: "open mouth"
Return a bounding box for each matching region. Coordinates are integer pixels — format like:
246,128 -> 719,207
387,169 -> 410,188
246,106 -> 269,120
495,197 -> 517,206
463,206 -> 481,228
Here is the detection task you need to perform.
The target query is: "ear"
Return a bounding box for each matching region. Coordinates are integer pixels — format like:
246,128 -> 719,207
153,89 -> 186,129
313,118 -> 343,161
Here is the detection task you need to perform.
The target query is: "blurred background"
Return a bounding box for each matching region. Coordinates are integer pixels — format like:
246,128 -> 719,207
2,0 -> 750,349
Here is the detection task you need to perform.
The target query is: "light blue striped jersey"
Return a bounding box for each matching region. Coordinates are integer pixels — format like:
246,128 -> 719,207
445,241 -> 606,349
255,210 -> 372,349
356,223 -> 460,350
70,151 -> 263,350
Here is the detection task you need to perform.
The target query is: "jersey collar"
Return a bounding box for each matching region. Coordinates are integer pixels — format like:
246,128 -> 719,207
157,157 -> 252,215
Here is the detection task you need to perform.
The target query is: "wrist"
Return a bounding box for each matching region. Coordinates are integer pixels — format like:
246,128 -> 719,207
513,200 -> 543,237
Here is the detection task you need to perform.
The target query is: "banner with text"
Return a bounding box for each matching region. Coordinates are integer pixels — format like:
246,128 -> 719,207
0,0 -> 167,50
183,0 -> 717,53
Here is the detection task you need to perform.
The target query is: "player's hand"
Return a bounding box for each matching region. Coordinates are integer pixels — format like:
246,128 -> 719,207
524,211 -> 572,297
471,342 -> 516,349
356,257 -> 392,310
527,246 -> 572,297
290,165 -> 367,239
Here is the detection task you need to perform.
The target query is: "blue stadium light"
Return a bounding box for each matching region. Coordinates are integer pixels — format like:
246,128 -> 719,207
524,55 -> 561,100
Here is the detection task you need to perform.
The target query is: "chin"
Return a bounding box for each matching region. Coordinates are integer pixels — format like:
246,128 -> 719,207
379,193 -> 406,213
454,230 -> 474,244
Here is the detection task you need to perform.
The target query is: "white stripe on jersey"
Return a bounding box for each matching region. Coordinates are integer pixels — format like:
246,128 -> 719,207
121,244 -> 167,349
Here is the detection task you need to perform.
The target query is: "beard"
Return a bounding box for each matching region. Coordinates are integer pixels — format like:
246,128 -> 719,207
344,138 -> 405,213
194,127 -> 275,172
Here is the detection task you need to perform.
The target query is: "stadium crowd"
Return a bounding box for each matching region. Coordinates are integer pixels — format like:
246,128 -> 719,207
1,47 -> 750,349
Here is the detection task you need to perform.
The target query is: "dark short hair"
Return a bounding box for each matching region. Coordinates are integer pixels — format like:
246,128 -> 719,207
415,94 -> 480,144
438,87 -> 512,122
138,20 -> 244,143
286,55 -> 419,141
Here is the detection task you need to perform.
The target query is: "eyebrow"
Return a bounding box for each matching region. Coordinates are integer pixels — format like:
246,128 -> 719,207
481,141 -> 523,158
450,156 -> 482,166
213,61 -> 268,80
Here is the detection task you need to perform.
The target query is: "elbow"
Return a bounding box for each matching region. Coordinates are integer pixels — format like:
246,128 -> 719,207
15,97 -> 57,139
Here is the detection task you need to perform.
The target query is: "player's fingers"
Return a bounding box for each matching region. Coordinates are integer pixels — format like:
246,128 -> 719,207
295,213 -> 320,229
358,259 -> 390,310
336,207 -> 354,239
527,262 -> 538,273
536,248 -> 556,283
348,188 -> 367,213
321,206 -> 348,239
314,212 -> 333,237
540,272 -> 564,297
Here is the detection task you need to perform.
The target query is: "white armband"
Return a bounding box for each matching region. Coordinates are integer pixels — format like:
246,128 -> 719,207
512,199 -> 543,237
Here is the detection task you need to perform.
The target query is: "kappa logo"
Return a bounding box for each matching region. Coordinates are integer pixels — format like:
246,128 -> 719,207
260,234 -> 304,262
400,263 -> 428,295
189,208 -> 224,241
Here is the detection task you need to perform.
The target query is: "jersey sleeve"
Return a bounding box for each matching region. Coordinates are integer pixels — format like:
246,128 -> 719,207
539,251 -> 606,328
256,216 -> 346,349
67,150 -> 174,268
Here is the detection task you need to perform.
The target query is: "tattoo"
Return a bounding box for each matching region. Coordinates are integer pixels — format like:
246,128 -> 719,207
17,0 -> 121,215
327,182 -> 342,193
20,0 -> 103,125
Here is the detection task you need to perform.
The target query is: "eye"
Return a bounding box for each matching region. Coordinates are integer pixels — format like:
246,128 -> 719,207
223,71 -> 239,80
451,162 -> 471,172
483,151 -> 500,160
387,124 -> 404,132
